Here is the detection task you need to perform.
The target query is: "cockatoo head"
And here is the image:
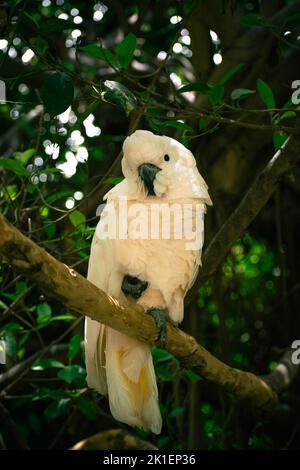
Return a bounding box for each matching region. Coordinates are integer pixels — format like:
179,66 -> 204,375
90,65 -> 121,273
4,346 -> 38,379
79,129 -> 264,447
121,129 -> 212,204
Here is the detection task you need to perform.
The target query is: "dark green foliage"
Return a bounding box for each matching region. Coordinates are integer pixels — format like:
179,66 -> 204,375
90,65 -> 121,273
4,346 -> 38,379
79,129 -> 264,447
40,72 -> 74,117
0,0 -> 300,452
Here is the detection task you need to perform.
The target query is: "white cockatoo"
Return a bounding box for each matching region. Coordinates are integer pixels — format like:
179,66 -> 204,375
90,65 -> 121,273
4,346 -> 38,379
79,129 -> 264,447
85,130 -> 212,434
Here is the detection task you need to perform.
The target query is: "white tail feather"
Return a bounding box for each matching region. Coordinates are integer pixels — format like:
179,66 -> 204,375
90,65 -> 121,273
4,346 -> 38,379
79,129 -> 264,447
84,317 -> 107,395
86,324 -> 162,434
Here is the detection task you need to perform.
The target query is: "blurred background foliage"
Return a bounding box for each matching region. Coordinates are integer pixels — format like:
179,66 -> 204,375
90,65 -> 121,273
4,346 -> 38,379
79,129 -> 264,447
0,0 -> 300,450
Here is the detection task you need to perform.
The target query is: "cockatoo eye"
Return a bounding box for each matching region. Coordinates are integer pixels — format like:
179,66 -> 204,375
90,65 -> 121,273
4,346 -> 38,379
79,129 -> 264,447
164,154 -> 170,162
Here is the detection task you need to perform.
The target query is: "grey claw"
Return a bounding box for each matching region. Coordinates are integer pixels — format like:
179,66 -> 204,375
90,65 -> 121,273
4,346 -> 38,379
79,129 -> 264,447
147,308 -> 167,344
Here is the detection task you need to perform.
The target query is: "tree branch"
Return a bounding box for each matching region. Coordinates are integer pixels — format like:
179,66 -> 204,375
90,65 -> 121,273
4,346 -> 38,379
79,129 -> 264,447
0,217 -> 280,411
1,136 -> 300,415
0,344 -> 69,391
262,347 -> 300,394
187,134 -> 300,302
70,429 -> 157,450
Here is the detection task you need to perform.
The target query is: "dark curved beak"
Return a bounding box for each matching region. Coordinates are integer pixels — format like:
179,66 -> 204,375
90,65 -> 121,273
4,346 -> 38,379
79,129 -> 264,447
138,163 -> 161,196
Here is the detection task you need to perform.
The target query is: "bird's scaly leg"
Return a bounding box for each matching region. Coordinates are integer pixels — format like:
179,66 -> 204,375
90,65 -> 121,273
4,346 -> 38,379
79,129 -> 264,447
147,308 -> 167,345
122,275 -> 167,344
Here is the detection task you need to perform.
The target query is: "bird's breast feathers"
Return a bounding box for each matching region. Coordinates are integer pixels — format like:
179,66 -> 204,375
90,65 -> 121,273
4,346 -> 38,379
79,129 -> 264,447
95,197 -> 204,298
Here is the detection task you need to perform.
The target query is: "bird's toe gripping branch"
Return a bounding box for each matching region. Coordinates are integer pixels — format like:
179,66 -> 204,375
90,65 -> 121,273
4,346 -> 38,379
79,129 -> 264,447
121,275 -> 167,345
121,274 -> 148,299
147,308 -> 167,345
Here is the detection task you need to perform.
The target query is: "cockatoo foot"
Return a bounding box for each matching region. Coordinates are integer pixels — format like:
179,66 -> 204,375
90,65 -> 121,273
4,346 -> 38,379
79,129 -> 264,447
147,308 -> 167,345
121,274 -> 148,299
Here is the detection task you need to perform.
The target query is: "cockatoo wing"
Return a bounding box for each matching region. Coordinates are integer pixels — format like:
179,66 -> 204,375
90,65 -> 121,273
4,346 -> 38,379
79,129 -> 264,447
193,169 -> 213,206
84,233 -> 112,395
170,201 -> 206,323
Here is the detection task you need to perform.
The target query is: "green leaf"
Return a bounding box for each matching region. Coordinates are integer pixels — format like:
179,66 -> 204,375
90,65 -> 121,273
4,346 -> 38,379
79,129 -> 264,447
102,80 -> 137,115
0,299 -> 8,309
39,18 -> 74,33
39,206 -> 49,218
201,402 -> 211,415
282,99 -> 293,109
44,223 -> 56,238
46,190 -> 73,204
49,314 -> 76,323
231,88 -> 255,101
218,64 -> 244,85
199,118 -> 208,129
76,397 -> 97,420
90,147 -> 103,161
44,398 -> 70,421
152,346 -> 174,364
240,13 -> 265,27
2,322 -> 23,332
32,358 -> 65,370
160,120 -> 194,132
2,292 -> 17,301
156,365 -> 173,381
29,37 -> 48,55
33,387 -> 66,402
68,335 -> 82,361
19,331 -> 30,347
208,84 -> 224,104
0,158 -> 29,176
16,280 -> 27,294
257,79 -> 275,109
69,210 -> 86,228
177,82 -> 210,94
146,117 -> 163,132
169,407 -> 184,418
273,131 -> 288,152
41,72 -> 74,117
80,45 -> 119,67
24,11 -> 39,27
183,369 -> 202,382
278,111 -> 296,121
32,387 -> 67,401
116,33 -> 137,69
4,332 -> 17,357
15,148 -> 36,165
104,176 -> 124,185
37,302 -> 52,325
57,364 -> 86,384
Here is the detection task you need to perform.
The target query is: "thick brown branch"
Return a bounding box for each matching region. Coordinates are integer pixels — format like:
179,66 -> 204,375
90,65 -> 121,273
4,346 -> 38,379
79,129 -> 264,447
70,429 -> 157,450
0,213 -> 278,411
187,134 -> 300,301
